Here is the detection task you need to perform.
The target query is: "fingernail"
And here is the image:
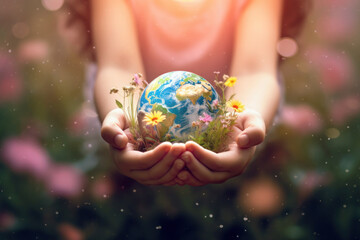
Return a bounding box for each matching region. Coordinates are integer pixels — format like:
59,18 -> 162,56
176,160 -> 185,170
172,147 -> 183,157
114,134 -> 125,147
178,172 -> 188,181
181,153 -> 190,164
237,134 -> 249,147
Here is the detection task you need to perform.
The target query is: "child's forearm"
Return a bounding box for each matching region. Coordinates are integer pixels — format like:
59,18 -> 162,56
94,66 -> 143,122
226,72 -> 281,132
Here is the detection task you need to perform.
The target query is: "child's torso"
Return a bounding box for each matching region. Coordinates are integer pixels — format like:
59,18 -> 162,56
128,0 -> 247,81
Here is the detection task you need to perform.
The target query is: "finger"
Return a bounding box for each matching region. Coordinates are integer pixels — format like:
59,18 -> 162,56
114,142 -> 172,171
101,109 -> 128,149
141,159 -> 185,185
163,181 -> 177,186
181,151 -> 229,184
216,147 -> 255,174
174,177 -> 186,186
237,127 -> 265,148
177,170 -> 204,186
130,143 -> 185,181
236,110 -> 266,148
185,141 -> 229,171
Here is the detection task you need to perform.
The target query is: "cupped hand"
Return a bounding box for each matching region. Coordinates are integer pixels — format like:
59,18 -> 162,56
101,108 -> 186,185
177,109 -> 266,186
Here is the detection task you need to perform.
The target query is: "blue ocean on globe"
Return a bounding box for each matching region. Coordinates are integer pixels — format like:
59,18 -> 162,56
137,71 -> 219,140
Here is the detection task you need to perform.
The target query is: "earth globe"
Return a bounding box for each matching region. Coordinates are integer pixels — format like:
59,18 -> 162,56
137,71 -> 219,140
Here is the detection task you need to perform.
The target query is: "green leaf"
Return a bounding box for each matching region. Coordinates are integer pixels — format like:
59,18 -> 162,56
116,100 -> 123,109
228,93 -> 236,101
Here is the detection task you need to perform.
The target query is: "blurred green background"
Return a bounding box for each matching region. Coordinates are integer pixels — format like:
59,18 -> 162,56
1,0 -> 360,239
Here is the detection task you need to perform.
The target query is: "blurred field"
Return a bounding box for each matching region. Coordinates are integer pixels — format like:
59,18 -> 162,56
1,0 -> 360,239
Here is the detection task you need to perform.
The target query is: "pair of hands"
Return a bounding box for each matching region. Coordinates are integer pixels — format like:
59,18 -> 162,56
101,108 -> 266,186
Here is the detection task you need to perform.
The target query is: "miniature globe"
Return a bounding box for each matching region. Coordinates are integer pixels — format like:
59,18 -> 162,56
137,71 -> 219,140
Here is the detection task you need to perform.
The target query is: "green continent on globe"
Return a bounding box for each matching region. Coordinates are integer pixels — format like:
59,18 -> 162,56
144,76 -> 172,104
175,80 -> 213,105
151,104 -> 176,139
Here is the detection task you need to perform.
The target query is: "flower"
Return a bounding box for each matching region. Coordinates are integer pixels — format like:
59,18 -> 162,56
199,112 -> 213,125
1,136 -> 51,179
280,104 -> 323,134
227,99 -> 245,112
143,111 -> 166,126
224,76 -> 237,87
45,164 -> 84,198
133,73 -> 142,85
211,99 -> 219,108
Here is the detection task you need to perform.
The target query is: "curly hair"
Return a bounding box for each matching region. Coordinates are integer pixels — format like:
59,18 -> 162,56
61,0 -> 312,62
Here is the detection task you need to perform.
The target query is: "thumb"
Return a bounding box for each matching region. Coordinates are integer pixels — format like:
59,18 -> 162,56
236,126 -> 265,149
236,110 -> 266,149
101,108 -> 129,149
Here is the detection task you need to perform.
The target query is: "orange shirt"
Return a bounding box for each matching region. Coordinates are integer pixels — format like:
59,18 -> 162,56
128,0 -> 248,81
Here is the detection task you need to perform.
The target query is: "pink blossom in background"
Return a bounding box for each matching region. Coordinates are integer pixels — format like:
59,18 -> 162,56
238,177 -> 284,217
58,223 -> 83,240
17,39 -> 49,62
0,53 -> 23,103
305,47 -> 353,93
91,178 -> 114,200
1,136 -> 51,179
280,104 -> 323,134
330,95 -> 360,125
45,164 -> 84,198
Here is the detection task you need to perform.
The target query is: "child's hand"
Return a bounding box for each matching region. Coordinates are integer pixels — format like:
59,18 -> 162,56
177,110 -> 265,185
101,109 -> 186,185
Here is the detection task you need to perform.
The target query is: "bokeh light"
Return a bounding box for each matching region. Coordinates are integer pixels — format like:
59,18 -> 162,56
41,0 -> 64,11
277,37 -> 298,58
11,22 -> 30,39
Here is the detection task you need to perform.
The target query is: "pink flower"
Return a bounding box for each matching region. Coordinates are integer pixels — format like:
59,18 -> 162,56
133,73 -> 141,85
280,104 -> 323,134
45,164 -> 84,198
199,112 -> 212,125
1,136 -> 51,179
211,99 -> 219,108
330,95 -> 360,126
0,53 -> 23,103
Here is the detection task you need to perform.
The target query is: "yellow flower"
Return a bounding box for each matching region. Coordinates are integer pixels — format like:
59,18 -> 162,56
227,99 -> 245,112
224,76 -> 237,87
143,111 -> 166,126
